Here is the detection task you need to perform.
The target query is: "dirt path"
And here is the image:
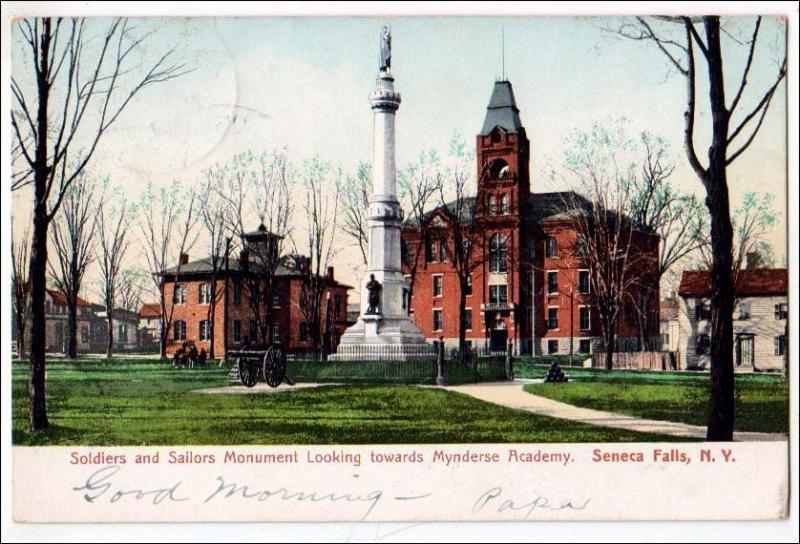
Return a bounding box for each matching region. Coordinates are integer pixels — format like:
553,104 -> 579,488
438,381 -> 786,442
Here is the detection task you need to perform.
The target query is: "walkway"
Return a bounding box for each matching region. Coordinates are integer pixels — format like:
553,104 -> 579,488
195,382 -> 333,395
438,380 -> 786,442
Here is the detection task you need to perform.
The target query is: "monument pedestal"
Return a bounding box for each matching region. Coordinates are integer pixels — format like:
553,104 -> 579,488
332,313 -> 432,361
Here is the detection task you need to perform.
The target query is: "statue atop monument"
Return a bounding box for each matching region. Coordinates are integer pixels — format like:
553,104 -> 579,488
365,274 -> 382,315
379,26 -> 391,72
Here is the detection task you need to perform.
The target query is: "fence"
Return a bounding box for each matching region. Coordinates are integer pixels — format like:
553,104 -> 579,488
591,351 -> 680,371
227,343 -> 510,385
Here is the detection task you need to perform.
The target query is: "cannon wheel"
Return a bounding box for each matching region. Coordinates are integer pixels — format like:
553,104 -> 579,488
262,346 -> 287,388
238,358 -> 259,388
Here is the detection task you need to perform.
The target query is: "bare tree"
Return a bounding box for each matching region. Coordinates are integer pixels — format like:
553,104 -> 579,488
733,192 -> 776,274
118,268 -> 147,314
295,158 -> 340,355
12,222 -> 31,359
48,172 -> 97,358
623,132 -> 706,350
399,151 -> 441,309
560,125 -> 657,370
139,181 -> 198,359
696,192 -> 778,280
116,268 -> 147,349
213,151 -> 294,347
339,161 -> 372,266
435,153 -> 487,359
198,170 -> 228,358
10,17 -> 187,429
97,182 -> 132,359
613,16 -> 786,440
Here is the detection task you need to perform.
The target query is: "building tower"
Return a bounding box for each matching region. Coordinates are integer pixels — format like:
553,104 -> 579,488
476,80 -> 530,217
332,27 -> 429,361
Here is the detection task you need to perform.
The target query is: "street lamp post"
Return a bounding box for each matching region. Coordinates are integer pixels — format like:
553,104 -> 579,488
569,286 -> 574,367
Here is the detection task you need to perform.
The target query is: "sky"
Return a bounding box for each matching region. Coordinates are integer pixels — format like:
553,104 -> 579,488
9,15 -> 788,301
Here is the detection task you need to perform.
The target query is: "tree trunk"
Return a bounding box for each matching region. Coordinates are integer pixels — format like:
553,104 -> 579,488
636,288 -> 654,352
16,309 -> 26,359
29,20 -> 52,430
29,207 -> 49,430
604,327 -> 615,371
704,18 -> 735,442
159,286 -> 168,360
17,325 -> 26,359
106,310 -> 114,359
208,277 -> 217,359
67,295 -> 78,358
160,332 -> 168,360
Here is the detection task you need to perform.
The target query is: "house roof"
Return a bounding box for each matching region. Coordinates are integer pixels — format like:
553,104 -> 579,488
659,297 -> 679,321
678,269 -> 788,297
139,303 -> 162,318
480,80 -> 524,136
159,255 -> 353,290
408,191 -> 602,228
47,288 -> 92,307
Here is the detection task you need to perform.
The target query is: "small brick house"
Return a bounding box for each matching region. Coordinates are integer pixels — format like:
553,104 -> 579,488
677,268 -> 788,372
159,226 -> 352,357
402,80 -> 660,355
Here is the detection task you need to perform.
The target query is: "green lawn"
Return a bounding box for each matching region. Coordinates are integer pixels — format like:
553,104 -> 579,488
11,359 -> 686,445
521,365 -> 788,434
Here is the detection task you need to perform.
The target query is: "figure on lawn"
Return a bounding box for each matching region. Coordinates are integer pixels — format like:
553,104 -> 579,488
366,274 -> 382,315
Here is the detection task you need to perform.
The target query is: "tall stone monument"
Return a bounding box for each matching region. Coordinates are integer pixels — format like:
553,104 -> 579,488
332,27 -> 430,361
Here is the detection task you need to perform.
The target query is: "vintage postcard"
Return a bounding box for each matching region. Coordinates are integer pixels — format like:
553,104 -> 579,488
2,1 -> 797,538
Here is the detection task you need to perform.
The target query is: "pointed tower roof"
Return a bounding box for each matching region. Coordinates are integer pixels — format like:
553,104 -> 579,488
480,80 -> 524,135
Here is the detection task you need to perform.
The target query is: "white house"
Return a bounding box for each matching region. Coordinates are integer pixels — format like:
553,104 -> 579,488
659,296 -> 680,353
137,303 -> 162,349
677,268 -> 788,372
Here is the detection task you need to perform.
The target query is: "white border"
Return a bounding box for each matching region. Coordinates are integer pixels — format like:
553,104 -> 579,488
1,2 -> 797,543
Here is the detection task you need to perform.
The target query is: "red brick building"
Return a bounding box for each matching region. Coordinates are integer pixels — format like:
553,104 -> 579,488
160,226 -> 352,356
402,80 -> 660,356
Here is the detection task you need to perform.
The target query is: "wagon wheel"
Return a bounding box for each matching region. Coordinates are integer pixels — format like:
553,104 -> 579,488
262,346 -> 287,388
238,358 -> 259,388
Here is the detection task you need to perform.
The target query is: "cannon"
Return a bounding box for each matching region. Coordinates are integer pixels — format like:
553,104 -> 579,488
227,345 -> 287,388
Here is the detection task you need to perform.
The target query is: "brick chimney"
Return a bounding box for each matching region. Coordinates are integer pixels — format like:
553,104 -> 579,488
179,253 -> 189,265
745,251 -> 762,270
239,249 -> 250,270
327,266 -> 334,280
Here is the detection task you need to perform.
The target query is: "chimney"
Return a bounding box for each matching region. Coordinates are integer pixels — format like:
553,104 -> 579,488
239,249 -> 250,270
745,251 -> 762,270
179,253 -> 189,266
327,266 -> 334,280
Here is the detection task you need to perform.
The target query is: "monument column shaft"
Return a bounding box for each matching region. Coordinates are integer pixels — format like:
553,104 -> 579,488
372,109 -> 397,200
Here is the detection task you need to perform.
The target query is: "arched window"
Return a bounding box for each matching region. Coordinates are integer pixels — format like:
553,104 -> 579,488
499,194 -> 510,214
425,236 -> 436,262
489,233 -> 507,273
489,159 -> 510,179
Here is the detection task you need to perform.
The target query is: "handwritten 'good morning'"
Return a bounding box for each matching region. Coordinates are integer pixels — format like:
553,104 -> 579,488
72,465 -> 590,520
